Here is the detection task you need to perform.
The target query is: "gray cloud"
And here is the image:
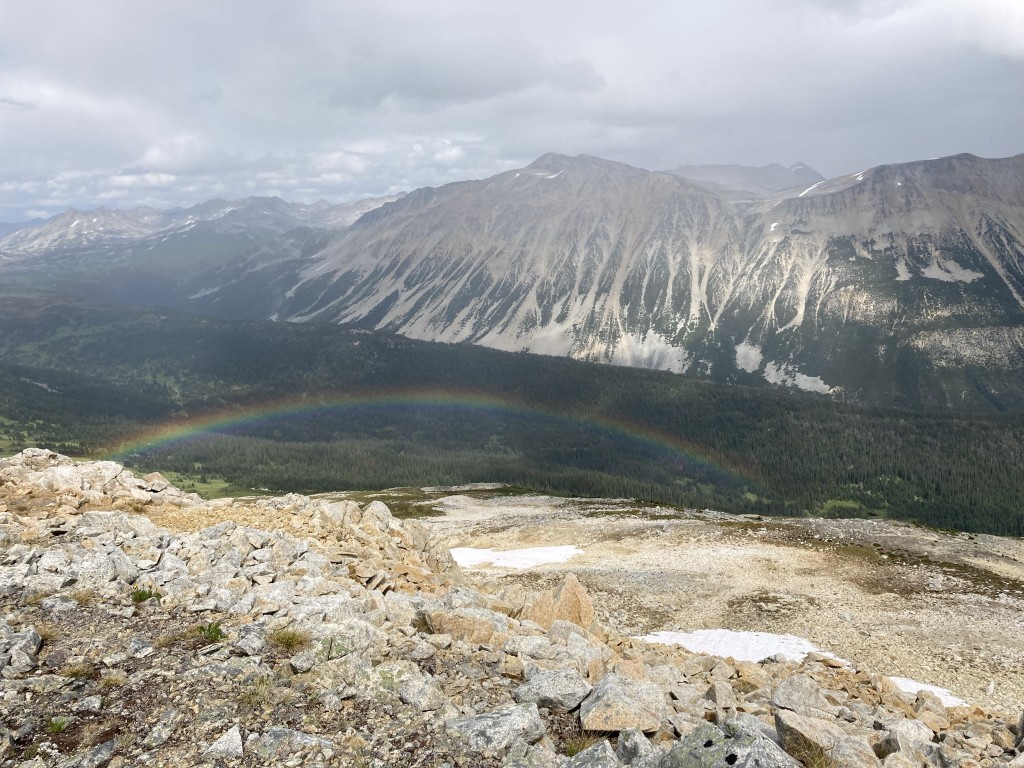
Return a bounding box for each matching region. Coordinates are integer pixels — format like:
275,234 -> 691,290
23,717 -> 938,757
0,0 -> 1021,220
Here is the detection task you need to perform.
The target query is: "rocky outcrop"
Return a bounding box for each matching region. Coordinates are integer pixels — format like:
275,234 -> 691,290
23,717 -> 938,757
0,449 -> 1020,767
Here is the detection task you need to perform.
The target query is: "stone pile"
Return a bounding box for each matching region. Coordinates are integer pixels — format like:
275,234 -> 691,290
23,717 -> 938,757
0,449 -> 1019,767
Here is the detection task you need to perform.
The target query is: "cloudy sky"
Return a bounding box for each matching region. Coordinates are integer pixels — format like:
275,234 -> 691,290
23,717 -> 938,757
1,0 -> 1022,221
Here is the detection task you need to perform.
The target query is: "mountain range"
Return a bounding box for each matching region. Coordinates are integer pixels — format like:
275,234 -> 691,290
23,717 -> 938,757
3,151 -> 1023,410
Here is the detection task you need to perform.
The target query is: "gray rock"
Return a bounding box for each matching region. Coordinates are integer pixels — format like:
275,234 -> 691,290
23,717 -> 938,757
659,722 -> 801,768
507,742 -> 568,768
770,674 -> 837,717
106,548 -> 139,583
446,703 -> 546,753
318,616 -> 386,659
565,739 -> 619,768
668,682 -> 704,711
246,726 -> 332,761
70,738 -> 118,768
876,718 -> 935,757
515,669 -> 593,712
579,674 -> 666,733
375,660 -> 445,711
7,627 -> 42,656
204,724 -> 244,759
721,712 -> 781,745
774,709 -> 879,768
73,550 -> 119,588
615,728 -> 654,763
0,564 -> 30,594
143,709 -> 182,748
706,680 -> 737,708
880,754 -> 919,768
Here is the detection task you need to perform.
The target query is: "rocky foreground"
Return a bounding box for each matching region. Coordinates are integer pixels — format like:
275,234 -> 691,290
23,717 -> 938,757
0,450 -> 1021,767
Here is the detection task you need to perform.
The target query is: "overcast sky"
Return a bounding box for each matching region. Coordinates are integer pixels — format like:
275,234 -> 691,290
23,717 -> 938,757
1,0 -> 1022,221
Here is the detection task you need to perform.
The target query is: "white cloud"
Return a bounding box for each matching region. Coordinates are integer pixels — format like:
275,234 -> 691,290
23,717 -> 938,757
0,0 -> 1020,220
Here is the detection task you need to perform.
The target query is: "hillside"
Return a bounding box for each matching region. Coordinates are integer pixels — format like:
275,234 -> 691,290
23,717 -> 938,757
0,449 -> 1021,767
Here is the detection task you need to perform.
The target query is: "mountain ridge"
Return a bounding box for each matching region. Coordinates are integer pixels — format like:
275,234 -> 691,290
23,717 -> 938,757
3,150 -> 1023,410
182,150 -> 1024,410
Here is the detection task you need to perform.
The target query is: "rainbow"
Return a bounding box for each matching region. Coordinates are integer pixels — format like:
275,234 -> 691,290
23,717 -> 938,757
100,387 -> 756,487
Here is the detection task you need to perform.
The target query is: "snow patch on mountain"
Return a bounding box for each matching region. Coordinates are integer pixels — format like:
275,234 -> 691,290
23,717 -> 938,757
735,342 -> 764,373
764,361 -> 832,393
921,256 -> 983,283
607,331 -> 690,373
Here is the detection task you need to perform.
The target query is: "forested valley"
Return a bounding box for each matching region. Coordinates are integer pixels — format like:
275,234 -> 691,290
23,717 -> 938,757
1,291 -> 1022,536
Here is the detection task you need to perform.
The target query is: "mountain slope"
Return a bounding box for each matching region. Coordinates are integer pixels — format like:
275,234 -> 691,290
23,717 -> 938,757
187,152 -> 1024,410
0,194 -> 402,307
668,161 -> 825,196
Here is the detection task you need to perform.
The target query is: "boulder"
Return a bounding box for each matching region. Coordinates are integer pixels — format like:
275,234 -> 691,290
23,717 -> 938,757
565,739 -> 619,768
579,673 -> 666,733
770,674 -> 837,717
446,703 -> 546,753
515,669 -> 592,712
246,726 -> 333,761
660,722 -> 800,768
204,725 -> 244,759
615,728 -> 654,763
775,709 -> 879,768
427,607 -> 510,644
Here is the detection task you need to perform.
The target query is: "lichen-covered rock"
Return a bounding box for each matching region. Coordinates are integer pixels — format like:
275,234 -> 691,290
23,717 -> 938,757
579,673 -> 667,733
446,702 -> 546,753
565,739 -> 619,768
515,668 -> 592,712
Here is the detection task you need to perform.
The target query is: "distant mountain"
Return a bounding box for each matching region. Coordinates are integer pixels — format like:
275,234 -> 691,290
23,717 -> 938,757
668,162 -> 825,196
0,220 -> 37,239
185,151 -> 1024,410
5,151 -> 1024,411
0,193 -> 402,306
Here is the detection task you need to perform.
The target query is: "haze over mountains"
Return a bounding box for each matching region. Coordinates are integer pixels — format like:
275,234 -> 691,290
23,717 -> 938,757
4,151 -> 1024,411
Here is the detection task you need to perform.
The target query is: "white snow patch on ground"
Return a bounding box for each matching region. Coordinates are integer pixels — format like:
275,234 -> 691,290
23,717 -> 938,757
639,629 -> 841,663
641,631 -> 967,704
769,222 -> 778,232
889,677 -> 967,707
451,545 -> 583,569
895,257 -> 912,281
735,342 -> 764,373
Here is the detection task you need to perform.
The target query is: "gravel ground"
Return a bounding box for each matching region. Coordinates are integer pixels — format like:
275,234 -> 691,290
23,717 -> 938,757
415,493 -> 1024,713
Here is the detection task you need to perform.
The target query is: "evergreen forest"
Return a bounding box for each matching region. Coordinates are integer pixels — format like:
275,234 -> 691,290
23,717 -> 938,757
1,291 -> 1022,536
